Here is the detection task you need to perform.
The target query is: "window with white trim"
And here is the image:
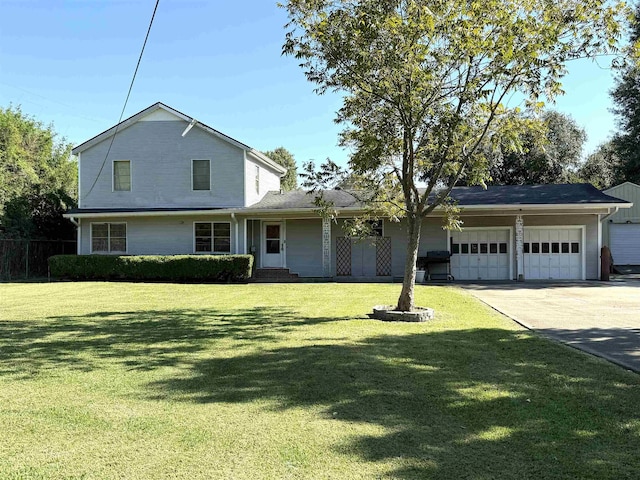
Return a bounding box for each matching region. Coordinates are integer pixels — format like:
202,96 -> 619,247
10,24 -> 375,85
91,223 -> 127,253
255,165 -> 260,194
367,219 -> 383,237
192,159 -> 211,191
113,160 -> 131,191
194,222 -> 231,253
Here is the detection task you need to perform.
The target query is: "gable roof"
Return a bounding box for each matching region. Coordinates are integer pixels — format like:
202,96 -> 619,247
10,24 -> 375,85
244,183 -> 630,212
71,102 -> 287,175
604,181 -> 640,193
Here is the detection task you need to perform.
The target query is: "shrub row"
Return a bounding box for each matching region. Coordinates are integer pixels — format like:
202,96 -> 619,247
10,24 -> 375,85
48,254 -> 253,282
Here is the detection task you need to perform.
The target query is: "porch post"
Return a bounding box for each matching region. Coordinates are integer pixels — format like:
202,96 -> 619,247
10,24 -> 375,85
322,217 -> 331,277
515,214 -> 524,281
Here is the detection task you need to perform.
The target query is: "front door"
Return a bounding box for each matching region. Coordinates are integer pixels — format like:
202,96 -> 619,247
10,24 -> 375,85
262,222 -> 283,268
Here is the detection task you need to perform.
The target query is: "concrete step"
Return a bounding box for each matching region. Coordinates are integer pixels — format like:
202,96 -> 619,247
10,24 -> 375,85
253,268 -> 300,282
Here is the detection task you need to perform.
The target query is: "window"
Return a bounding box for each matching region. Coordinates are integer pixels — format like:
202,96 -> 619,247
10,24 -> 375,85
194,222 -> 231,253
461,243 -> 469,254
470,243 -> 479,254
451,243 -> 460,254
490,243 -> 498,254
366,219 -> 383,237
192,159 -> 211,191
561,242 -> 570,253
571,242 -> 580,254
523,243 -> 530,254
552,242 -> 560,254
113,160 -> 131,191
542,242 -> 550,253
499,243 -> 508,254
532,242 -> 540,254
480,243 -> 488,254
255,165 -> 260,194
91,223 -> 126,253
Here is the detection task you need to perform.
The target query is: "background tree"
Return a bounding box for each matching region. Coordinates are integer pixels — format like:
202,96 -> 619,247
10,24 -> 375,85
284,0 -> 629,311
264,147 -> 298,191
0,105 -> 76,239
487,110 -> 586,185
610,3 -> 640,185
577,140 -> 622,190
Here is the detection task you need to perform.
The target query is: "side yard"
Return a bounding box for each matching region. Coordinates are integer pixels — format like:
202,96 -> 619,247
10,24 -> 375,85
0,282 -> 638,479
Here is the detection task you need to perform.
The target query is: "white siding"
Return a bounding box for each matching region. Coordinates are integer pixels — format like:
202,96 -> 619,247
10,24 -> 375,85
244,154 -> 282,206
79,215 -> 236,255
79,121 -> 246,209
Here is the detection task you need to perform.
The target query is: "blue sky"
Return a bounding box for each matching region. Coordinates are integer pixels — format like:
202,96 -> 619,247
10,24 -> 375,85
0,0 -> 621,168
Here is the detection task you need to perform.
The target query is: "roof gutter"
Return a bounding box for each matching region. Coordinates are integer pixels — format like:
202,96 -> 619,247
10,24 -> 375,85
600,206 -> 619,223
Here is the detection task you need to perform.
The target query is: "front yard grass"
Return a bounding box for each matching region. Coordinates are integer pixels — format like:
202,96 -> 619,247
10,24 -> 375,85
0,282 -> 638,479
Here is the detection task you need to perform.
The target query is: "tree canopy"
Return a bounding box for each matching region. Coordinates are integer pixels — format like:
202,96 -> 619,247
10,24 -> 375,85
611,4 -> 640,185
578,140 -> 622,190
283,0 -> 630,311
0,106 -> 76,239
487,110 -> 586,185
264,147 -> 298,191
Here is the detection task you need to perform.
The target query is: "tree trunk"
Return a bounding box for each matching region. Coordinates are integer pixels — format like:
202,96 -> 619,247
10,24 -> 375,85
396,215 -> 422,311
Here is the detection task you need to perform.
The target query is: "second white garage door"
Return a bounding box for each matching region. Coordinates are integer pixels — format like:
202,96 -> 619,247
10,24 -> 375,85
523,228 -> 583,280
610,224 -> 640,265
450,229 -> 511,280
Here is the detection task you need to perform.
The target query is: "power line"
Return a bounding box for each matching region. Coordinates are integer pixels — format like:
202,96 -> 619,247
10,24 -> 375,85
83,0 -> 160,200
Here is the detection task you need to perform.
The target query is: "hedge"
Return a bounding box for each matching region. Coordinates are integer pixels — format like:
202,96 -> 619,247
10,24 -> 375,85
48,254 -> 253,282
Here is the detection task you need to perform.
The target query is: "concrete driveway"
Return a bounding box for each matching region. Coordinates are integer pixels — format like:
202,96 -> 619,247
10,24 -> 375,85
462,281 -> 640,372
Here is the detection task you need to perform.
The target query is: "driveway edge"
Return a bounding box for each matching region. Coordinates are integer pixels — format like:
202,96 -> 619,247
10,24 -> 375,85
469,292 -> 640,374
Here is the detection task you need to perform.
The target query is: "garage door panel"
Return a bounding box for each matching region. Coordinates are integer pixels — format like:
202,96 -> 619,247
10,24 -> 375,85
451,229 -> 510,280
610,224 -> 640,265
524,228 -> 582,280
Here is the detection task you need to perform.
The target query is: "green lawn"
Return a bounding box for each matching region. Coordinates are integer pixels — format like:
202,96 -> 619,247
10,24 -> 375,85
0,282 -> 638,479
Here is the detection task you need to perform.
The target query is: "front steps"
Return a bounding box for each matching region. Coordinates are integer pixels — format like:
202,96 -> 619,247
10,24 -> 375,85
253,268 -> 300,282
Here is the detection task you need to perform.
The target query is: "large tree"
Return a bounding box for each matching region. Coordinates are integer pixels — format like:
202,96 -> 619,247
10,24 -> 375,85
578,140 -> 622,190
0,105 -> 76,239
283,0 -> 629,311
487,110 -> 586,185
611,4 -> 640,184
264,146 -> 298,191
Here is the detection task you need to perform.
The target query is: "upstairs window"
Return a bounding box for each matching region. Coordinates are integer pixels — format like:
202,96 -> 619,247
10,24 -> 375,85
255,165 -> 260,194
113,160 -> 131,191
192,159 -> 211,191
91,223 -> 127,253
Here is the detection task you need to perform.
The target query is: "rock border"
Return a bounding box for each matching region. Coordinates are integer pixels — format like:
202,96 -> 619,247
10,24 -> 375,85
370,305 -> 434,322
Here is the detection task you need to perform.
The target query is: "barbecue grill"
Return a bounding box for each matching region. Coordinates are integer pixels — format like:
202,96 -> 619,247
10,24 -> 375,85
417,251 -> 454,281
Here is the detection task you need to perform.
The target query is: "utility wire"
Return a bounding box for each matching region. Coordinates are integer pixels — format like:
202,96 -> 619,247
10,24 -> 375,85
83,0 -> 160,200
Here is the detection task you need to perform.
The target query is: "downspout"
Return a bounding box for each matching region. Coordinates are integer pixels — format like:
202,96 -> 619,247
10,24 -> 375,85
231,212 -> 238,254
598,207 -> 619,280
68,217 -> 81,255
600,206 -> 619,224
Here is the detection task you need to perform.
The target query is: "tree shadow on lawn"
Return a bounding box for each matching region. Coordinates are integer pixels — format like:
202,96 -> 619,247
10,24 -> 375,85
148,328 -> 640,479
0,307 -> 333,375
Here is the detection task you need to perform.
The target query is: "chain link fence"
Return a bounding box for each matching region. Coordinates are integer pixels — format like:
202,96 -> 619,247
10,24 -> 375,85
0,239 -> 77,280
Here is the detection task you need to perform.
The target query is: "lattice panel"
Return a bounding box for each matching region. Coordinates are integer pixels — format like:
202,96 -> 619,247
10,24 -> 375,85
376,237 -> 392,276
336,237 -> 351,276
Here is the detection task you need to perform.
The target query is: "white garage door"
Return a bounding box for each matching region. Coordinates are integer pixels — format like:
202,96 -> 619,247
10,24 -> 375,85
610,224 -> 640,265
524,228 -> 582,280
450,229 -> 510,280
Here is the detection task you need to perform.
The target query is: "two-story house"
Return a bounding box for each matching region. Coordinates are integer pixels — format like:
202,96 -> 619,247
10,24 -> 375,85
65,102 -> 631,281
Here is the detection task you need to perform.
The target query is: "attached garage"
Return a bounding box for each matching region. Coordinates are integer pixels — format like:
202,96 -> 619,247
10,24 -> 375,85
523,227 -> 583,280
450,229 -> 511,280
610,224 -> 640,265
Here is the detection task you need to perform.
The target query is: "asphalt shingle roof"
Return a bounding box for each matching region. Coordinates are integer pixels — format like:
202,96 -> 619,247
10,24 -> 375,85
245,183 -> 628,210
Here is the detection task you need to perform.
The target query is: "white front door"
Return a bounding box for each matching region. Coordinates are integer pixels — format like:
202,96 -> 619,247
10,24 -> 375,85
450,229 -> 511,280
523,228 -> 582,280
262,222 -> 284,268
